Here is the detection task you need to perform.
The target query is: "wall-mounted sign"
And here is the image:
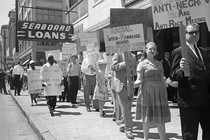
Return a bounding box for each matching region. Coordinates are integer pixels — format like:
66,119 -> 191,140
17,21 -> 74,41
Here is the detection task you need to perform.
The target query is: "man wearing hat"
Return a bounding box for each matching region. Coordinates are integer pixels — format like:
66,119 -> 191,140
40,54 -> 62,116
12,60 -> 24,96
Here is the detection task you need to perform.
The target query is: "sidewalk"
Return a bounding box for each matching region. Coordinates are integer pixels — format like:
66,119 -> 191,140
9,88 -> 201,140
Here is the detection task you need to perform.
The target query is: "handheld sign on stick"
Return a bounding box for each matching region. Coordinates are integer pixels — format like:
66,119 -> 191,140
179,25 -> 190,77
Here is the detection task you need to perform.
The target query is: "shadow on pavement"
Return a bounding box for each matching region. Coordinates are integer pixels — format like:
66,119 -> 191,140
54,110 -> 82,116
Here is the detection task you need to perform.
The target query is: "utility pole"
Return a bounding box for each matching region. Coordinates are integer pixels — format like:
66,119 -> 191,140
15,0 -> 19,53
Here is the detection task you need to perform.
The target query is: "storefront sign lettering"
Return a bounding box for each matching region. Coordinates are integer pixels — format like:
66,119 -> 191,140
17,21 -> 74,41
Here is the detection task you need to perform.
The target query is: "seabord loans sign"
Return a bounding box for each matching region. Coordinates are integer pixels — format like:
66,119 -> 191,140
17,21 -> 73,41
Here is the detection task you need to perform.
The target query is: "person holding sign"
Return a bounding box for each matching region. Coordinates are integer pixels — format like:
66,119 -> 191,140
170,23 -> 210,140
66,55 -> 81,107
93,59 -> 109,118
27,60 -> 42,106
40,54 -> 63,116
111,52 -> 136,139
81,57 -> 99,112
134,42 -> 171,140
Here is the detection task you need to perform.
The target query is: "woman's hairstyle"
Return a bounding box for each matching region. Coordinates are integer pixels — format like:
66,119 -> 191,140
139,42 -> 158,62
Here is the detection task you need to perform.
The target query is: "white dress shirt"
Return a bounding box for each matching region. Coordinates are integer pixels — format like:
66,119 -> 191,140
81,58 -> 96,76
12,64 -> 24,78
67,62 -> 81,76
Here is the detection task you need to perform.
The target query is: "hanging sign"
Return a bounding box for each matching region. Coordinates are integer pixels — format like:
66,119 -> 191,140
17,21 -> 73,41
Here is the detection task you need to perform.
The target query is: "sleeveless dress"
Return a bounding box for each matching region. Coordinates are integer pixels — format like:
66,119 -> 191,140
93,70 -> 109,101
135,59 -> 171,123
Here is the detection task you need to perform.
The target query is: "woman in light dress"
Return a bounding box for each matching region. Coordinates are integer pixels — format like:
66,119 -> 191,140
93,59 -> 109,117
134,42 -> 171,140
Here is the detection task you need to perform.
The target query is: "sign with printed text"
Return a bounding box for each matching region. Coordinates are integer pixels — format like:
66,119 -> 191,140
17,21 -> 73,41
27,69 -> 43,91
103,24 -> 145,54
78,32 -> 100,63
151,0 -> 210,30
62,43 -> 77,60
42,70 -> 63,96
45,50 -> 61,61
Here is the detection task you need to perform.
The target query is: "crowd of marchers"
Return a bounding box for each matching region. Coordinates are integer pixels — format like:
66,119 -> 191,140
1,23 -> 210,140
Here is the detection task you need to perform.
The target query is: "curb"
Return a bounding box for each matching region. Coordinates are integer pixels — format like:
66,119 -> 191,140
9,90 -> 57,140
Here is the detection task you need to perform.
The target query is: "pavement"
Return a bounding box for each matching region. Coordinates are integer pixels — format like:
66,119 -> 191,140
8,87 -> 202,140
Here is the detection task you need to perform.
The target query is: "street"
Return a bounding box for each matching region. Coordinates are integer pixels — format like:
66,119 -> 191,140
0,93 -> 38,140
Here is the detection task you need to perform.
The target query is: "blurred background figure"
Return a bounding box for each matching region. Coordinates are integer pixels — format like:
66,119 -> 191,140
0,68 -> 8,94
12,60 -> 24,96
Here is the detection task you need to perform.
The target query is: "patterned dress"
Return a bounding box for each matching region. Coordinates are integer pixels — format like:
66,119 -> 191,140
136,59 -> 171,123
93,70 -> 109,101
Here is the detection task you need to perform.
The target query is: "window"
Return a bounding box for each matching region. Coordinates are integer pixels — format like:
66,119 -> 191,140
36,8 -> 62,23
69,0 -> 79,7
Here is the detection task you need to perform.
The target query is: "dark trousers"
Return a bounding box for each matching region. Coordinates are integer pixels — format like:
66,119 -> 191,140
60,77 -> 68,101
0,80 -> 7,94
69,76 -> 79,104
180,106 -> 210,140
13,75 -> 22,95
46,96 -> 57,111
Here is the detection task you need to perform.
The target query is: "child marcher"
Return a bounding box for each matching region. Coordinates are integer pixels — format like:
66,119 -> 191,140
93,59 -> 109,117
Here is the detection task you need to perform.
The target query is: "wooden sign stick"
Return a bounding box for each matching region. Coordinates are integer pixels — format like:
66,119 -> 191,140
124,52 -> 133,98
179,25 -> 190,77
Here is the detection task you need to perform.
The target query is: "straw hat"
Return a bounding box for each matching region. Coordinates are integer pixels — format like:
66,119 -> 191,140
29,60 -> 35,65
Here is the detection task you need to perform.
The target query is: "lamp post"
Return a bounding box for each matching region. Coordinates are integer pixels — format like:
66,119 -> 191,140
15,0 -> 19,53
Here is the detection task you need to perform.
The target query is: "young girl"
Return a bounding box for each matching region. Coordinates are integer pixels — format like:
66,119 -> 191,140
93,59 -> 109,117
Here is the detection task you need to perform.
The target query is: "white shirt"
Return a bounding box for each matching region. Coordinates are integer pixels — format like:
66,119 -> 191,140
187,42 -> 204,62
81,58 -> 96,76
12,64 -> 24,78
40,63 -> 61,81
67,62 -> 81,76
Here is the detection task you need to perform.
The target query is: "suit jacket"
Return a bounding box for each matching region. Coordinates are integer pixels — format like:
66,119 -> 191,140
162,58 -> 171,78
170,46 -> 210,108
111,52 -> 137,92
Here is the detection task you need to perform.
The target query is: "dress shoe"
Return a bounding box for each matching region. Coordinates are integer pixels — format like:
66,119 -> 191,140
86,108 -> 91,112
95,108 -> 99,112
125,130 -> 134,139
100,111 -> 106,118
119,126 -> 125,132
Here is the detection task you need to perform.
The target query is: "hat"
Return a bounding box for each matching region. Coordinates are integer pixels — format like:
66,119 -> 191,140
97,59 -> 107,65
47,53 -> 54,59
137,51 -> 143,55
29,60 -> 35,65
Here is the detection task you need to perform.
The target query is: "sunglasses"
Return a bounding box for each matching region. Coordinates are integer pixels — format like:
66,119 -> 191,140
186,31 -> 200,35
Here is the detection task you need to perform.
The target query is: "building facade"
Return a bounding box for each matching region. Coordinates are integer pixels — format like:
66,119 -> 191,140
67,0 -> 210,61
17,0 -> 67,65
0,25 -> 9,70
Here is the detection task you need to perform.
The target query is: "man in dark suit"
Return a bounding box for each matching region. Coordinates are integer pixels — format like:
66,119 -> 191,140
170,23 -> 210,140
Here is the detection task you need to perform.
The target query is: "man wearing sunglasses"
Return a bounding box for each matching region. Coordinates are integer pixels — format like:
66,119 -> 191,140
170,23 -> 210,140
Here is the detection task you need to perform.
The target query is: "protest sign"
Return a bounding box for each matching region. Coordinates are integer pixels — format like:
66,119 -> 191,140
62,43 -> 77,60
103,24 -> 145,55
45,50 -> 61,61
151,0 -> 210,30
27,69 -> 43,91
78,32 -> 99,52
42,70 -> 63,96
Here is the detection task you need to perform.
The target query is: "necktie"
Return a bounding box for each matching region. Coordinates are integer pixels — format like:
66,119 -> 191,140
194,45 -> 202,62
